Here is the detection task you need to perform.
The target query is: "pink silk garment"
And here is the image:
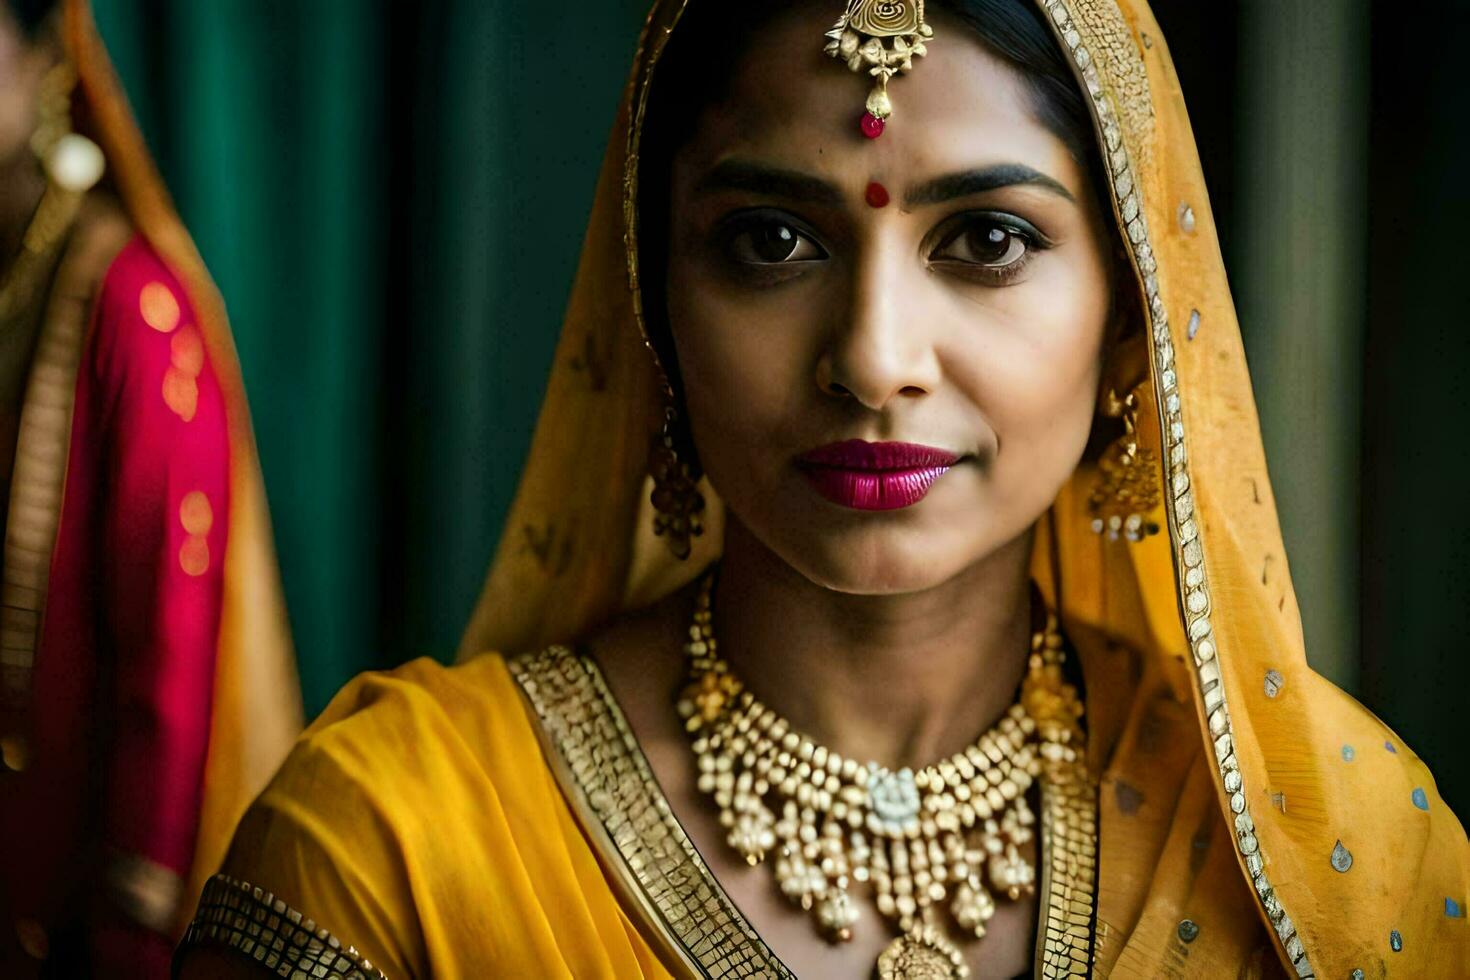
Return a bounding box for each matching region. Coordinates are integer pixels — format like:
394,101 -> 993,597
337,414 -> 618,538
2,236 -> 228,976
0,1 -> 302,974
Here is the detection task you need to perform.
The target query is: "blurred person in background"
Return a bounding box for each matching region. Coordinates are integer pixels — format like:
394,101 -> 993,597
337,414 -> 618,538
177,1 -> 1468,978
0,0 -> 300,975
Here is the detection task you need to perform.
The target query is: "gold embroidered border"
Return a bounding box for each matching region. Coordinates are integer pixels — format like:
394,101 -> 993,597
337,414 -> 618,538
515,646 -> 1099,979
623,0 -> 691,370
1035,773 -> 1099,977
509,645 -> 794,979
179,874 -> 388,980
1037,2 -> 1314,977
0,189 -> 90,710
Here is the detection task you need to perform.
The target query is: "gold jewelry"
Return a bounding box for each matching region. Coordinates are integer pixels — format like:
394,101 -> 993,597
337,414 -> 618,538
1,61 -> 104,324
823,1 -> 934,140
677,569 -> 1085,978
1088,385 -> 1162,542
29,62 -> 78,163
648,400 -> 705,559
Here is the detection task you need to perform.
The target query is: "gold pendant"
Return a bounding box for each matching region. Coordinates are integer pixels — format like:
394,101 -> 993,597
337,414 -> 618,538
822,0 -> 934,139
875,923 -> 969,979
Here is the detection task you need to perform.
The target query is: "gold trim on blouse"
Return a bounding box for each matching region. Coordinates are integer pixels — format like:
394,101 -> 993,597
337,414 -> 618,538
510,644 -> 794,979
181,874 -> 388,980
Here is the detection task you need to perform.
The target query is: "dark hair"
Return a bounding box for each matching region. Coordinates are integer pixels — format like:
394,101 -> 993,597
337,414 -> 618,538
6,0 -> 59,38
638,0 -> 1111,394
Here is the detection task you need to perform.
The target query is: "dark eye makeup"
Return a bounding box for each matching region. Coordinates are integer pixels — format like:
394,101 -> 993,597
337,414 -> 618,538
719,209 -> 827,262
927,210 -> 1055,285
711,206 -> 1055,287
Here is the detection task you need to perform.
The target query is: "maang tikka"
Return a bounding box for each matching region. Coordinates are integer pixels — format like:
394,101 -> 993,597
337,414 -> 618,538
824,1 -> 934,140
1088,385 -> 1162,542
649,397 -> 705,559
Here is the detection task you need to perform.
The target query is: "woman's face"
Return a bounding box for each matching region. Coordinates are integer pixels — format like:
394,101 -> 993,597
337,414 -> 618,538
664,6 -> 1115,594
0,12 -> 49,168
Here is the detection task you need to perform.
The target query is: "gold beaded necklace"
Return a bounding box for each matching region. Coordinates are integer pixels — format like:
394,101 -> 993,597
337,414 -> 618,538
677,568 -> 1087,979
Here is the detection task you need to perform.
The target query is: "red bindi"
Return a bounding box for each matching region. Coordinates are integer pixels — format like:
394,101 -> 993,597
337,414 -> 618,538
865,181 -> 890,209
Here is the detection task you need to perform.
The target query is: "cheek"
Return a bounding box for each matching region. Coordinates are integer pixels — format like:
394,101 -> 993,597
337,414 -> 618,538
665,259 -> 815,464
0,47 -> 42,165
944,256 -> 1109,466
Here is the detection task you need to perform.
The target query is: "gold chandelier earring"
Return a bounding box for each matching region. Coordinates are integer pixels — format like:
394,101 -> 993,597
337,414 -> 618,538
648,396 -> 705,560
1088,384 -> 1162,542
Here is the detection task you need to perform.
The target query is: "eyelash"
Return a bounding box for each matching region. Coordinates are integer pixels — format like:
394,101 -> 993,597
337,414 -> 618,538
927,210 -> 1055,286
714,208 -> 1054,287
716,209 -> 829,284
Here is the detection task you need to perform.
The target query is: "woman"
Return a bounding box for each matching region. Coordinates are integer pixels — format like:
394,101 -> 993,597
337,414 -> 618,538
0,0 -> 299,975
178,1 -> 1468,977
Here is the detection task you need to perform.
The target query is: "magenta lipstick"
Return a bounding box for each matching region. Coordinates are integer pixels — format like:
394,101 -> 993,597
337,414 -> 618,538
797,440 -> 960,511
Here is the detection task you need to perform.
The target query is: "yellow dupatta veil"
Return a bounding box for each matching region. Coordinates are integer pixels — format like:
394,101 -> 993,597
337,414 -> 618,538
459,1 -> 1470,976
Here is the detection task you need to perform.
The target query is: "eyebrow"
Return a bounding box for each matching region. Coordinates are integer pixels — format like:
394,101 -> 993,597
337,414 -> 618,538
691,159 -> 1075,208
903,164 -> 1075,207
693,160 -> 846,206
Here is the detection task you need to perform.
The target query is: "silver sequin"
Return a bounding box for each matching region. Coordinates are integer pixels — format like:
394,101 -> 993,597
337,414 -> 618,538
1178,202 -> 1196,233
1263,670 -> 1284,698
1330,840 -> 1353,873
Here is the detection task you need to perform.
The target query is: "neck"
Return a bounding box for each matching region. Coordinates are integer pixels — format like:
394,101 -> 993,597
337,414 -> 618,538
713,518 -> 1035,771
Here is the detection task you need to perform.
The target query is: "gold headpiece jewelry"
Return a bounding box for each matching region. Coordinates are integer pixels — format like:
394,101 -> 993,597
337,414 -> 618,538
823,1 -> 934,139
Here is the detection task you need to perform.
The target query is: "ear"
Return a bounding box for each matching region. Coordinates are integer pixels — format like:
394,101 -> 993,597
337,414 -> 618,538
1096,254 -> 1149,412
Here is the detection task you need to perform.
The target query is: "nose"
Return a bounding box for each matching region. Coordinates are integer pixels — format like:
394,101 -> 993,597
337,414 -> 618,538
815,246 -> 941,410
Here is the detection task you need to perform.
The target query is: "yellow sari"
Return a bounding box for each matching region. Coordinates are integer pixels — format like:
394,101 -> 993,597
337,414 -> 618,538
178,1 -> 1468,977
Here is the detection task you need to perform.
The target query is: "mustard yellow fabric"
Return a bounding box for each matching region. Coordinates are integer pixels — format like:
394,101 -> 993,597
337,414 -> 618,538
195,0 -> 1468,977
216,655 -> 673,979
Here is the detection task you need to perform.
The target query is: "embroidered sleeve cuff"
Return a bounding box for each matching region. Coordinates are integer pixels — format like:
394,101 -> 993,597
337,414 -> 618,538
178,875 -> 387,980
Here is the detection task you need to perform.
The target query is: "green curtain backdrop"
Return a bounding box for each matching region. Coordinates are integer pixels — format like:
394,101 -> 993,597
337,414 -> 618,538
93,0 -> 649,716
89,0 -> 1461,810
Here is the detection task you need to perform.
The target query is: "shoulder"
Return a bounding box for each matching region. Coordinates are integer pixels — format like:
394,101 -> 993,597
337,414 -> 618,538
83,227 -> 223,413
266,654 -> 545,820
190,651 -> 657,977
93,234 -> 193,344
192,655 -> 564,975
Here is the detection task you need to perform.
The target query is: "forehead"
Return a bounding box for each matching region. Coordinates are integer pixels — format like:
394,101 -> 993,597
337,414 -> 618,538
674,5 -> 1083,189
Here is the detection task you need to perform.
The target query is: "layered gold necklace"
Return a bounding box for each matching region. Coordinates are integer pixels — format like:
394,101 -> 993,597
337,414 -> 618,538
677,569 -> 1087,978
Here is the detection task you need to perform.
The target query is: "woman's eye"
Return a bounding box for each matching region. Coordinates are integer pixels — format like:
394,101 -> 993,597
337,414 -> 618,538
931,218 -> 1032,269
726,220 -> 826,265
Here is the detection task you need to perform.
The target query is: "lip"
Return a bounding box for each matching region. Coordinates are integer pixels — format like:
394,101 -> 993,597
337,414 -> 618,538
797,440 -> 961,511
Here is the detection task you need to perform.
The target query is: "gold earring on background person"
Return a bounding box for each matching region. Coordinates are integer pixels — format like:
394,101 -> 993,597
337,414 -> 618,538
1,61 -> 105,322
648,398 -> 705,560
1088,385 -> 1162,542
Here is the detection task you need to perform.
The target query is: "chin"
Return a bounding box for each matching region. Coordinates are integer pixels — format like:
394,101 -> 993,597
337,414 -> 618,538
775,523 -> 997,597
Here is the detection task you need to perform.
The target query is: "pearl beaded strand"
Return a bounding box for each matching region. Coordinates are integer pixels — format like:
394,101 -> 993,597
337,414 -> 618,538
676,568 -> 1085,978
